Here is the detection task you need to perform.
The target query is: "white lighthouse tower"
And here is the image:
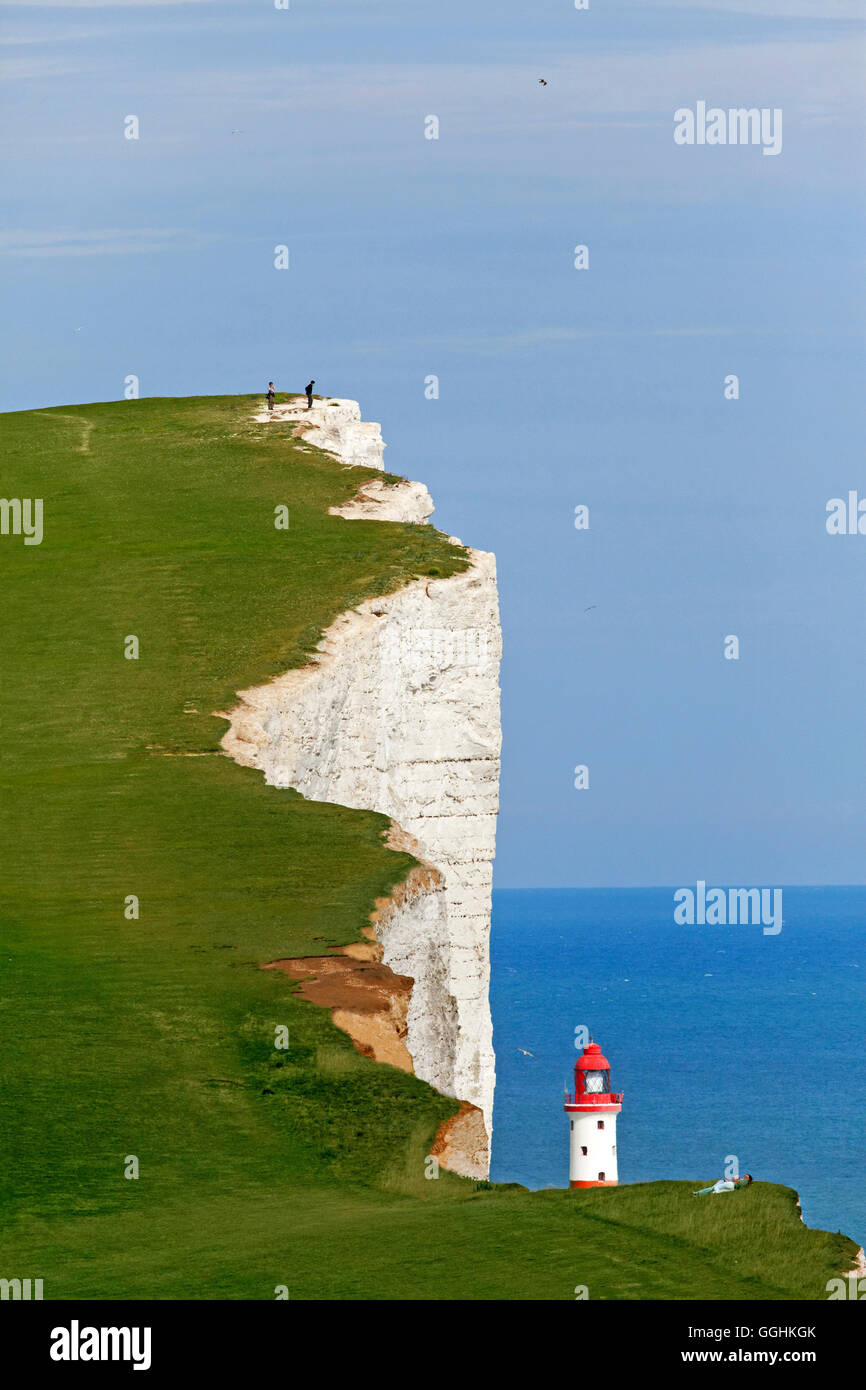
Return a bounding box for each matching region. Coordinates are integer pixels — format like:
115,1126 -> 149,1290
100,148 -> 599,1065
564,1037 -> 622,1188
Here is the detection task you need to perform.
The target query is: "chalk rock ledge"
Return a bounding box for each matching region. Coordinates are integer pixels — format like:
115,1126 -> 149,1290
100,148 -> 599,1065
254,396 -> 386,470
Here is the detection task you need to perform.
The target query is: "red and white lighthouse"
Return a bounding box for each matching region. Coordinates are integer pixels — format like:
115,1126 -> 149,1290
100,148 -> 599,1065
564,1038 -> 622,1188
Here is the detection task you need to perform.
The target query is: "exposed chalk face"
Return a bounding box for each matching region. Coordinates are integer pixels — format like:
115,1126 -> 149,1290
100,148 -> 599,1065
254,397 -> 387,471
329,477 -> 434,526
229,401 -> 501,1159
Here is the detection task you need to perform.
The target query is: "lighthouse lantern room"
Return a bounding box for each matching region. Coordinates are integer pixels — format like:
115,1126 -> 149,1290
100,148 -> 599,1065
564,1038 -> 622,1188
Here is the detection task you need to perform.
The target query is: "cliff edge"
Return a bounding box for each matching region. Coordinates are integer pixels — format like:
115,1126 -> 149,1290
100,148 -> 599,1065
225,396 -> 502,1172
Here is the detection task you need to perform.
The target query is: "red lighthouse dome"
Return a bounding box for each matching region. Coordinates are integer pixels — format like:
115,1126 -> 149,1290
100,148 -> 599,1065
577,1041 -> 611,1074
565,1040 -> 622,1111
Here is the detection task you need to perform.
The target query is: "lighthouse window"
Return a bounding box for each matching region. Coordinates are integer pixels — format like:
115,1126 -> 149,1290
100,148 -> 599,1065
597,1120 -> 604,1130
580,1146 -> 587,1156
583,1070 -> 610,1094
598,1172 -> 606,1182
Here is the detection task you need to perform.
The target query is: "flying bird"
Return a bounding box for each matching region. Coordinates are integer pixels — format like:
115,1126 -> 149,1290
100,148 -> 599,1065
517,1047 -> 537,1058
584,605 -> 597,612
231,129 -> 244,135
538,79 -> 548,86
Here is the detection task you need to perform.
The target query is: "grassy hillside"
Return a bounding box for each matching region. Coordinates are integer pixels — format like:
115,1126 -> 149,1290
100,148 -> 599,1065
0,395 -> 856,1299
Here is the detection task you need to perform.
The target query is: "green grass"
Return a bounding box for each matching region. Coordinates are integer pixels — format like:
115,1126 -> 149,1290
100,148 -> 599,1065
0,395 -> 857,1299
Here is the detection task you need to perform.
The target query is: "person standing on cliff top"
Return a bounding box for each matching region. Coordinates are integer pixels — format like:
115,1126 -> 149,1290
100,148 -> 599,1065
305,380 -> 315,410
266,381 -> 275,412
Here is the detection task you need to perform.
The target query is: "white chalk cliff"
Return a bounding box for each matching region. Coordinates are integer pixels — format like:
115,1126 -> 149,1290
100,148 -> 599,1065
227,398 -> 501,1168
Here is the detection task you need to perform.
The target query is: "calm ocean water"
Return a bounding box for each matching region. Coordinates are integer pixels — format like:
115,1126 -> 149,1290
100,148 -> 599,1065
489,887 -> 866,1249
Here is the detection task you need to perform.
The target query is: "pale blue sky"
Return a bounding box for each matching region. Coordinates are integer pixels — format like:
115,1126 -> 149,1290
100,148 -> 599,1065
2,0 -> 865,886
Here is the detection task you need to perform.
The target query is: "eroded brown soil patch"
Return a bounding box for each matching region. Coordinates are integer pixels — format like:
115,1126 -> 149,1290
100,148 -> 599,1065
431,1101 -> 489,1181
264,928 -> 414,1072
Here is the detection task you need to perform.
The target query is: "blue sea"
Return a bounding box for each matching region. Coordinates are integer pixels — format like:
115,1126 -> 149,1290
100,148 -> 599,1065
489,888 -> 866,1249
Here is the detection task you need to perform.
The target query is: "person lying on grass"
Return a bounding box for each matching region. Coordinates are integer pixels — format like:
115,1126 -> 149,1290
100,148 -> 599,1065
693,1174 -> 753,1196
